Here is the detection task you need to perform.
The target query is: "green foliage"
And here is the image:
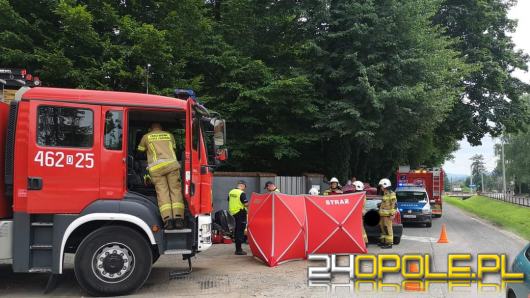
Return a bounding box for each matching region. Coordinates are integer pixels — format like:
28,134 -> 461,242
445,195 -> 530,240
435,0 -> 530,144
494,97 -> 530,193
1,0 -> 528,182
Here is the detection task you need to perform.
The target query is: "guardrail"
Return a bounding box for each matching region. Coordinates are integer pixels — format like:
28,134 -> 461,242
481,192 -> 530,207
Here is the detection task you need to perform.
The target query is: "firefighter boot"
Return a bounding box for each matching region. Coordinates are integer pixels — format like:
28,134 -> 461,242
174,217 -> 185,229
164,219 -> 175,230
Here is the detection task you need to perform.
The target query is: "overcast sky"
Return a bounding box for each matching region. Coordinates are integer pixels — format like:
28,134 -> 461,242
443,0 -> 530,175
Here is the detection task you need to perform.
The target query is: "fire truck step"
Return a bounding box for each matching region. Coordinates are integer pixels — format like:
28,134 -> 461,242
164,228 -> 192,234
164,249 -> 192,255
30,244 -> 52,250
31,222 -> 54,227
29,267 -> 52,273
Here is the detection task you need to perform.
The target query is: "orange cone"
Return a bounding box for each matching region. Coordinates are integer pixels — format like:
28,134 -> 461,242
404,281 -> 423,291
408,261 -> 420,273
437,224 -> 449,243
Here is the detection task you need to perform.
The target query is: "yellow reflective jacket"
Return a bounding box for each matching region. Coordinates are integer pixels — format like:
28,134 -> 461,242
379,191 -> 397,217
137,130 -> 179,173
228,188 -> 245,215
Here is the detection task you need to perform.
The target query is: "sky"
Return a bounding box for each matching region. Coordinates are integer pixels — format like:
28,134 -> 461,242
443,0 -> 530,175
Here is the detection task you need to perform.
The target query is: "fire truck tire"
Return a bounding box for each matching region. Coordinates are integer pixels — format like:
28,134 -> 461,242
74,226 -> 153,296
433,214 -> 442,218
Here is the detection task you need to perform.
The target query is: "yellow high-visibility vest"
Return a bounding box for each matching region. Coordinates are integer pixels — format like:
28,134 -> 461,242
228,188 -> 245,215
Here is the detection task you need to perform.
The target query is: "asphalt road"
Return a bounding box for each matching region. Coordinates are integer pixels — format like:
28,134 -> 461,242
0,203 -> 528,297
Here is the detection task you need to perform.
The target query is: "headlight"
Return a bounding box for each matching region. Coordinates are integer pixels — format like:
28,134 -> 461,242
201,223 -> 211,233
421,205 -> 431,214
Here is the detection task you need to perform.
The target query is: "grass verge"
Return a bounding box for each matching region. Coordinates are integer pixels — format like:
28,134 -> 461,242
444,195 -> 530,240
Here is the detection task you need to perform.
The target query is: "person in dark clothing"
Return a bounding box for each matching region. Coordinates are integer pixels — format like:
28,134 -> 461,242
228,180 -> 249,255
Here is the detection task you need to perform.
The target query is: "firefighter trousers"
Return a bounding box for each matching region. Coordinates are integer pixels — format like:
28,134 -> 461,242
379,216 -> 393,244
151,169 -> 184,223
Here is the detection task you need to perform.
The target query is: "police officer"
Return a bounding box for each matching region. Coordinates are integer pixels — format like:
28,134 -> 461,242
264,181 -> 280,193
323,177 -> 343,195
138,123 -> 184,230
378,178 -> 396,249
353,181 -> 369,244
228,180 -> 249,255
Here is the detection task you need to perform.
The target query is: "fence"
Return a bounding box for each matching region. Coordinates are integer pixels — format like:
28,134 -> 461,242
212,172 -> 326,212
481,192 -> 530,207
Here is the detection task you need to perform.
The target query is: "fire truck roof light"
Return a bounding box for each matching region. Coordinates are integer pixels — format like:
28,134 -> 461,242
174,88 -> 197,101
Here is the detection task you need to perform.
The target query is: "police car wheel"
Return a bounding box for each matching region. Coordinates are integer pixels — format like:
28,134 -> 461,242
426,222 -> 432,228
74,226 -> 152,296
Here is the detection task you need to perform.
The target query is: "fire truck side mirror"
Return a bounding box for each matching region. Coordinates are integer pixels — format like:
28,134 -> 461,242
216,148 -> 228,161
212,119 -> 226,147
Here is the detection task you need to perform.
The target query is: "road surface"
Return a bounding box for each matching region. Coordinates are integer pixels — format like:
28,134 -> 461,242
0,203 -> 527,297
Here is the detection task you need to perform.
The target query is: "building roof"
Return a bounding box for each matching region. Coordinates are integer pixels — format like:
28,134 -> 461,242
21,87 -> 187,109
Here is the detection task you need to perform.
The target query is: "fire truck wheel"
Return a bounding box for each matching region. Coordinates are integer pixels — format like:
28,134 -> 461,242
74,226 -> 153,296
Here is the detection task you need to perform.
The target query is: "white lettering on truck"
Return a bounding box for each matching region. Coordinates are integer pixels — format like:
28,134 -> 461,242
34,151 -> 94,169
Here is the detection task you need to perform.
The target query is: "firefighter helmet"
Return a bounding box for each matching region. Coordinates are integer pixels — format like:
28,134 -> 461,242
378,178 -> 391,189
353,180 -> 364,191
309,187 -> 319,195
330,177 -> 339,183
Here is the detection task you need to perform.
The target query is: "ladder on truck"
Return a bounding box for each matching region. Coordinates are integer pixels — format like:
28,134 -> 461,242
432,167 -> 442,199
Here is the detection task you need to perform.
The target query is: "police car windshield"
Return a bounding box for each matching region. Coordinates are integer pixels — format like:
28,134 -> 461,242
396,191 -> 427,202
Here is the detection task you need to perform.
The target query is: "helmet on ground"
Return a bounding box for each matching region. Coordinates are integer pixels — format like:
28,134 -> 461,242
353,181 -> 364,191
309,187 -> 319,195
330,177 -> 339,183
378,178 -> 391,189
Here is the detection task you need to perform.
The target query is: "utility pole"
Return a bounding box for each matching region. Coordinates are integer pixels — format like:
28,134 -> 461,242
502,136 -> 507,196
146,63 -> 151,94
481,172 -> 484,192
470,164 -> 473,192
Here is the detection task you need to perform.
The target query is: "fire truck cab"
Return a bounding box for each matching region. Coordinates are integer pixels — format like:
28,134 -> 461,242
0,87 -> 226,296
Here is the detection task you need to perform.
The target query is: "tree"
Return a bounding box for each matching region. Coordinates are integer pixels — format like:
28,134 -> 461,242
434,0 -> 530,145
470,154 -> 486,191
494,101 -> 530,194
308,0 -> 468,181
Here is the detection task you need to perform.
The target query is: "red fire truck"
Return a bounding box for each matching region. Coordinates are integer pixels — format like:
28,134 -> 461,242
396,166 -> 444,218
0,87 -> 227,295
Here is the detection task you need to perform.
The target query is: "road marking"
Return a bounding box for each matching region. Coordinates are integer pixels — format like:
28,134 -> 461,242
401,235 -> 437,243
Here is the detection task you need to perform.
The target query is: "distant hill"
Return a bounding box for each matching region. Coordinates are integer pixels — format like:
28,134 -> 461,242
446,173 -> 468,181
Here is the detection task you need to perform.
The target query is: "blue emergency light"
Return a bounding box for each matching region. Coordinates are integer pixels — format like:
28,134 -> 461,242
174,88 -> 198,101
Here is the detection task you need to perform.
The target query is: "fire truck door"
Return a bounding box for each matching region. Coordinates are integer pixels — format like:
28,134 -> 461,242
185,99 -> 201,214
100,107 -> 126,199
27,101 -> 101,213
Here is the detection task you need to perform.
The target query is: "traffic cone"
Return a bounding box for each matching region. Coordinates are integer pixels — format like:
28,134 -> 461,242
404,281 -> 423,291
408,261 -> 420,273
437,224 -> 449,243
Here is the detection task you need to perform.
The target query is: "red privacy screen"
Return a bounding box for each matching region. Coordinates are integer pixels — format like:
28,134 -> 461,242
247,192 -> 366,267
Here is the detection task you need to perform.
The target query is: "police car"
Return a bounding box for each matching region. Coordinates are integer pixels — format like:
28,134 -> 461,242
395,184 -> 433,227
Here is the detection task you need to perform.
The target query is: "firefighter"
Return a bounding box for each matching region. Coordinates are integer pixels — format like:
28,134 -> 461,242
323,177 -> 343,195
264,181 -> 280,193
377,178 -> 396,249
353,181 -> 369,244
137,123 -> 184,230
228,180 -> 249,255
